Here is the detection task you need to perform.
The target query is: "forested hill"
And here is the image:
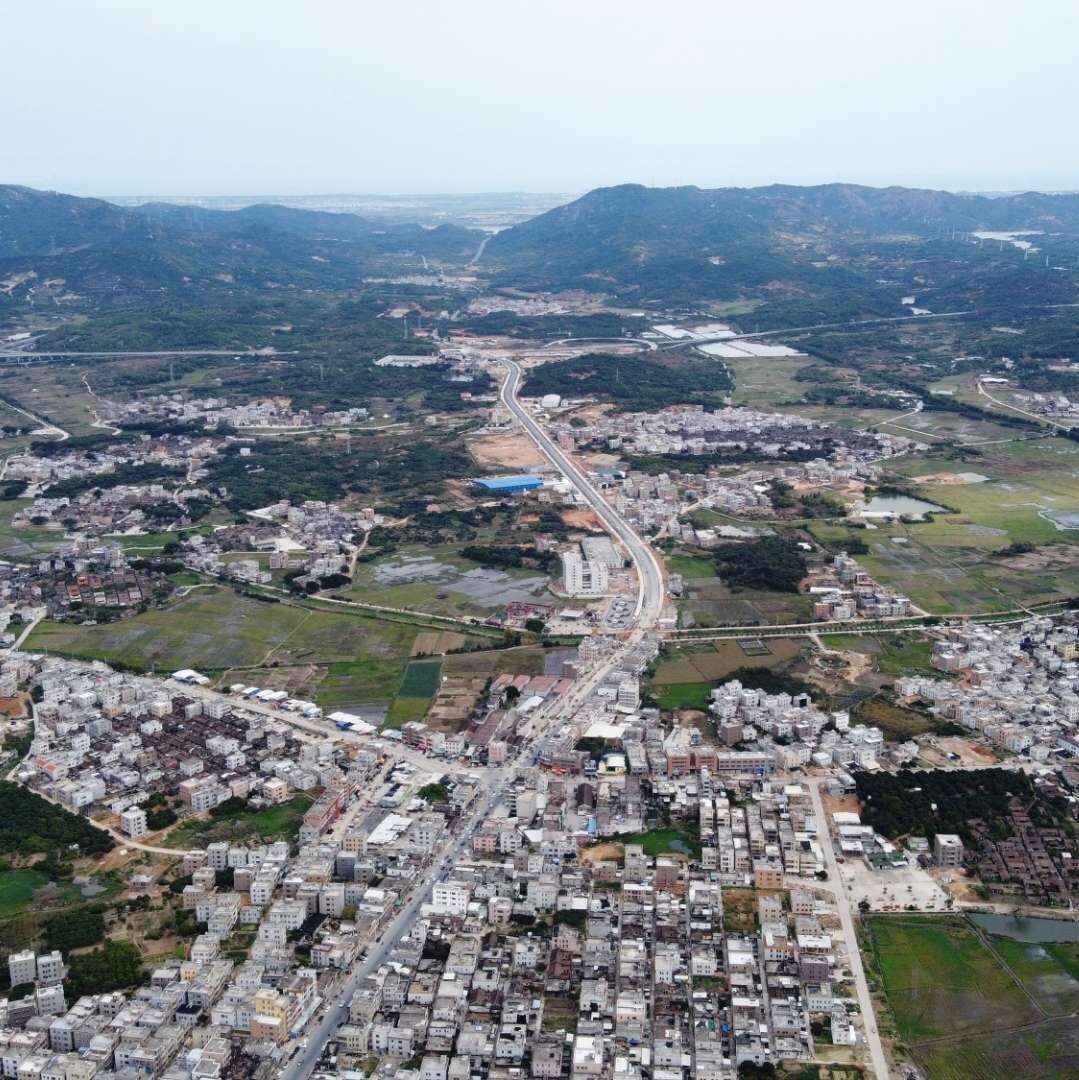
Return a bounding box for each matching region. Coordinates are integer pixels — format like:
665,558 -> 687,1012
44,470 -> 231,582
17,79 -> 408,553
491,182 -> 1079,256
0,184 -> 481,307
485,181 -> 1079,305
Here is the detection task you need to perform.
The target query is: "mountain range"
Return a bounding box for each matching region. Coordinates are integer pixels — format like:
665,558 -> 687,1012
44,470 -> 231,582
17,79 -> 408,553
2,180 -> 1078,322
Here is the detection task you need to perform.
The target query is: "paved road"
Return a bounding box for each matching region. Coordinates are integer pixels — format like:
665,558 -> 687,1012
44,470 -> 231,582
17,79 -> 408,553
808,778 -> 891,1079
499,358 -> 666,628
283,355 -> 664,1077
279,767 -> 511,1079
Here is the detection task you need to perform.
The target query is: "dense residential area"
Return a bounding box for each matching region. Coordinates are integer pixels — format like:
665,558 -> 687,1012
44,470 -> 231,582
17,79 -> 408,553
3,157 -> 1079,1080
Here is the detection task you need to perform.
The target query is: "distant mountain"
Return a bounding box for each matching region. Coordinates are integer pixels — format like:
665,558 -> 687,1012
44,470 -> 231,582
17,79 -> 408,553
487,182 -> 1079,304
0,185 -> 481,308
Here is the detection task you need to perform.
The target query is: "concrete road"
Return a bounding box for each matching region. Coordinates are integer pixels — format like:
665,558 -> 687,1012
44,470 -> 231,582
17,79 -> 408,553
808,777 -> 891,1079
279,769 -> 508,1080
499,358 -> 666,629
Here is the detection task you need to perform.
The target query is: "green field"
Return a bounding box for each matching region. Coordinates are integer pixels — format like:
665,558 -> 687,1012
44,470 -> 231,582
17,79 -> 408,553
0,368 -> 101,437
990,935 -> 1079,1016
808,438 -> 1079,614
651,638 -> 806,686
0,869 -> 51,918
166,795 -> 313,849
860,916 -> 1079,1080
912,1017 -> 1079,1080
615,827 -> 702,859
382,659 -> 443,729
0,499 -> 65,561
655,681 -> 713,711
315,657 -> 410,711
26,588 -> 418,673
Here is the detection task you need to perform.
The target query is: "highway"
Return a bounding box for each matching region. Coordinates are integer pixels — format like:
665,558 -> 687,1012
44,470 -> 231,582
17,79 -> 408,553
499,358 -> 667,629
282,355 -> 666,1077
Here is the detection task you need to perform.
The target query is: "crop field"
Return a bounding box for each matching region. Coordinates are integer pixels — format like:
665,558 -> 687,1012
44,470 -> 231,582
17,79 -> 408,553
912,1017 -> 1079,1080
651,638 -> 805,685
863,916 -> 1079,1080
397,659 -> 442,698
865,916 -> 1040,1041
989,936 -> 1079,1016
26,588 -> 417,687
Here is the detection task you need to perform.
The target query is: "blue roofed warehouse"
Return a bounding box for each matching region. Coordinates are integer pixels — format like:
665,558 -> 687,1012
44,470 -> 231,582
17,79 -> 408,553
474,474 -> 544,493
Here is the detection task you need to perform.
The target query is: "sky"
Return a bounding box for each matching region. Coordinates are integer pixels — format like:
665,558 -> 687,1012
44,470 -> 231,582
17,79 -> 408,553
5,0 -> 1079,197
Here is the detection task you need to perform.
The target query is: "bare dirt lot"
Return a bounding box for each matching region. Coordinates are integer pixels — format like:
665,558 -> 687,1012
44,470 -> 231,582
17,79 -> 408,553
467,433 -> 548,470
580,842 -> 624,864
561,509 -> 605,531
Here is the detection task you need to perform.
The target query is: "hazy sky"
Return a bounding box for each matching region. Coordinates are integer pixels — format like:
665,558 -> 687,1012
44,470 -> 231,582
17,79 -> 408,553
5,0 -> 1078,196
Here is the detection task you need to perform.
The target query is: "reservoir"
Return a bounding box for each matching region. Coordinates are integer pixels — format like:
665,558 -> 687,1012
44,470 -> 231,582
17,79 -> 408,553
861,495 -> 946,520
969,912 -> 1079,943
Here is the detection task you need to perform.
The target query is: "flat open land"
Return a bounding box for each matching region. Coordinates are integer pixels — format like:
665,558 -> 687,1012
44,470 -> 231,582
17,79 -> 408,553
345,544 -> 554,618
989,935 -> 1079,1016
651,638 -> 805,686
864,916 -> 1079,1080
671,549 -> 814,627
23,587 -> 451,714
0,869 -> 51,918
811,438 -> 1079,613
466,432 -> 548,470
165,795 -> 313,849
27,588 -> 416,672
0,366 -> 102,437
865,916 -> 1039,1041
0,499 -> 65,561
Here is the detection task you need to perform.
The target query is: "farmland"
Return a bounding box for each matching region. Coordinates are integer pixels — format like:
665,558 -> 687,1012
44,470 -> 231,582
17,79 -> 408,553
812,437 -> 1079,614
650,638 -> 806,688
864,916 -> 1079,1080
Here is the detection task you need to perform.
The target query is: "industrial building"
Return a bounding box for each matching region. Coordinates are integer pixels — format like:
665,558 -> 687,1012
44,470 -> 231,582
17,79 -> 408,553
474,475 -> 544,494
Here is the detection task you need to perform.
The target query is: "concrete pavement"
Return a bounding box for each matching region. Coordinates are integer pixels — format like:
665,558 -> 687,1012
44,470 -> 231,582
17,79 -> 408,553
499,358 -> 666,629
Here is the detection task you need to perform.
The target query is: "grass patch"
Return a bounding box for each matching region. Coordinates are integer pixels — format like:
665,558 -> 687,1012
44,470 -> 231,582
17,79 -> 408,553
0,870 -> 51,918
616,827 -> 701,859
851,695 -> 935,742
864,916 -> 1040,1042
165,795 -> 313,849
665,552 -> 718,579
990,935 -> 1079,1016
655,681 -> 713,711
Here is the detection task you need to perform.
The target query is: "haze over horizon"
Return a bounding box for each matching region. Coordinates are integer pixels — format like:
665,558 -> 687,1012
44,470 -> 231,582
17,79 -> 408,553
5,0 -> 1079,199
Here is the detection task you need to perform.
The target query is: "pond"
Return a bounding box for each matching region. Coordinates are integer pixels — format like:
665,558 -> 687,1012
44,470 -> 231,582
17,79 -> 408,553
969,912 -> 1079,943
1041,509 -> 1079,531
861,495 -> 947,520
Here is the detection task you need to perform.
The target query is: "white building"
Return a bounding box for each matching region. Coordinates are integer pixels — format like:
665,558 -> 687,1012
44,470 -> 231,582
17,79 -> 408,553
120,807 -> 148,839
430,881 -> 472,916
561,551 -> 609,598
